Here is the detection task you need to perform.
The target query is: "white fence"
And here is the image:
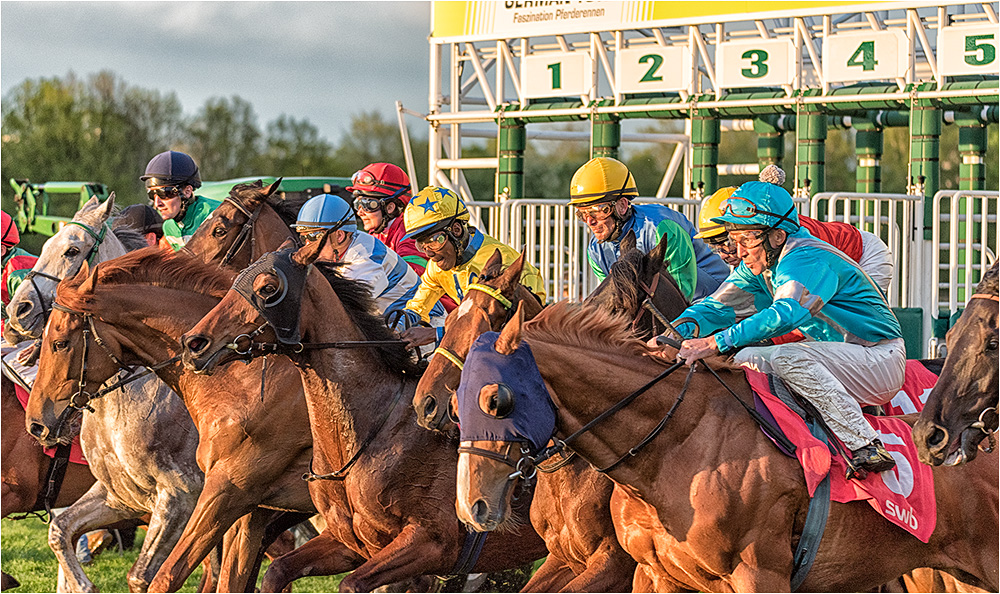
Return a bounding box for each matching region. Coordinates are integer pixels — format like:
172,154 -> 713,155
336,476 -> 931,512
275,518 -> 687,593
466,190 -> 998,357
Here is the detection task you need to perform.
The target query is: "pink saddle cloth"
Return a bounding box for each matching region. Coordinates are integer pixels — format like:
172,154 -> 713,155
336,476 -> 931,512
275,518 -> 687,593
14,383 -> 88,466
744,363 -> 937,543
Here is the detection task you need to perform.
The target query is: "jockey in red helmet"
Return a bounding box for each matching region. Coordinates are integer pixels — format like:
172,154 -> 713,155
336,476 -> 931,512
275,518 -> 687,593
2,210 -> 38,327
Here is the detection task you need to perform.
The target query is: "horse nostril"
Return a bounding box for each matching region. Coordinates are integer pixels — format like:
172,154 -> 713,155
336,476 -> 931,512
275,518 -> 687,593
928,427 -> 948,448
15,301 -> 32,317
471,499 -> 489,524
28,423 -> 46,439
421,396 -> 438,419
184,335 -> 209,356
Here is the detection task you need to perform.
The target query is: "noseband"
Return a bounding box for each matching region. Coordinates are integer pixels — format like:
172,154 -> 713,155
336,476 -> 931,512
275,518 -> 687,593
431,282 -> 517,370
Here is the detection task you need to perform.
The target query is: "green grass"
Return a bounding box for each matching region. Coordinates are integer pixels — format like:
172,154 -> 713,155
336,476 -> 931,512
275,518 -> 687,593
1,517 -> 344,593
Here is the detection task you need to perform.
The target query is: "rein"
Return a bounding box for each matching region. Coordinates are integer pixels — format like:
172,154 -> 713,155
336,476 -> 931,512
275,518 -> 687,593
219,197 -> 263,268
303,381 -> 407,481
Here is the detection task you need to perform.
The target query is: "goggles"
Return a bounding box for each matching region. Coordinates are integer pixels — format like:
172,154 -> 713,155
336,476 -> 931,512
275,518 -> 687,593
295,227 -> 327,243
353,194 -> 384,213
351,169 -> 408,191
728,229 -> 768,249
147,185 -> 183,202
720,197 -> 797,227
415,230 -> 449,253
574,202 -> 616,223
705,234 -> 738,254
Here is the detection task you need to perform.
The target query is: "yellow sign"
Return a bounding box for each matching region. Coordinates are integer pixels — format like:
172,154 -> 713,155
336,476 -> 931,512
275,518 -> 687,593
431,1 -> 925,41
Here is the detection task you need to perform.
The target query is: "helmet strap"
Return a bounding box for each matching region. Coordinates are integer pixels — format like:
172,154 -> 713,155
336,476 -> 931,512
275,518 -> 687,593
761,229 -> 788,268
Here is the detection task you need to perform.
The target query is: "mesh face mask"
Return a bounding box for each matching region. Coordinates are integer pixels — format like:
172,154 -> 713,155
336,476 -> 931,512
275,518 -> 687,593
231,247 -> 310,344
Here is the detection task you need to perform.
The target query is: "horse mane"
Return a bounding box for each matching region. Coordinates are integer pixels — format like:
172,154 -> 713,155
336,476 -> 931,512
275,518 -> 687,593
111,225 -> 150,252
312,261 -> 424,377
524,300 -> 651,358
269,193 -> 309,228
976,262 -> 999,296
56,247 -> 235,312
606,247 -> 687,312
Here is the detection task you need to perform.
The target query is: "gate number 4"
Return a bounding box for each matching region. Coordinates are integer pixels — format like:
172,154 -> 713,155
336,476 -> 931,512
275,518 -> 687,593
847,40 -> 879,71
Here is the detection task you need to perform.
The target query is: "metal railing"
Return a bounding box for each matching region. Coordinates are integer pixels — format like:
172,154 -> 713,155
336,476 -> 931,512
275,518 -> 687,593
932,190 -> 999,316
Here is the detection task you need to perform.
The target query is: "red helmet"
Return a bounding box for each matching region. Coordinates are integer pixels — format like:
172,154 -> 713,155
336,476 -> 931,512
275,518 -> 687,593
347,163 -> 412,205
1,210 -> 19,250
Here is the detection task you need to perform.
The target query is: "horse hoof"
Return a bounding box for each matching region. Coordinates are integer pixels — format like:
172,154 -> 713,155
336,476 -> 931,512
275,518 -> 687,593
1,571 -> 21,591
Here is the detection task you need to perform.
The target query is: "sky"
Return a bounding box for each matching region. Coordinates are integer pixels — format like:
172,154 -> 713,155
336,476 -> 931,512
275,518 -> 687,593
1,1 -> 433,143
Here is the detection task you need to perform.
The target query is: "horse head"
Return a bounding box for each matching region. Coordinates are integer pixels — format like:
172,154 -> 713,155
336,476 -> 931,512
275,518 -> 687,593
4,193 -> 140,344
412,249 -> 543,438
181,234 -> 323,374
183,178 -> 292,270
455,303 -> 553,532
26,261 -> 126,447
583,230 -> 686,338
914,262 -> 999,466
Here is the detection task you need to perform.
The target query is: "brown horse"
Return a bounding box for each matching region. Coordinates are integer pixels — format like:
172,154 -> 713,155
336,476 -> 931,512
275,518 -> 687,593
413,233 -> 685,592
454,301 -> 999,592
180,237 -> 549,592
914,262 -> 999,466
24,248 -> 315,592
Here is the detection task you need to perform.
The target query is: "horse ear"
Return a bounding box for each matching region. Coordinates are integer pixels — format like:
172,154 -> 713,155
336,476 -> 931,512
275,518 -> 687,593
265,178 -> 283,197
482,249 -> 504,279
96,193 -> 116,223
494,302 -> 525,355
648,232 -> 669,274
292,229 -> 332,266
75,260 -> 99,295
620,229 -> 637,254
496,248 -> 526,292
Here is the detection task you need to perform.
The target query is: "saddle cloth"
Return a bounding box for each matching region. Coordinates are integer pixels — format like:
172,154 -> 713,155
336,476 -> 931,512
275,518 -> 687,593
883,359 -> 939,416
3,339 -> 88,465
745,366 -> 936,543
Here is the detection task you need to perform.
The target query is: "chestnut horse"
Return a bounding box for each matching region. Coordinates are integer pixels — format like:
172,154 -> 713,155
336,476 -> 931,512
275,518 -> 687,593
413,232 -> 684,592
914,262 -> 999,466
454,301 -> 998,592
180,238 -> 549,592
24,247 -> 315,593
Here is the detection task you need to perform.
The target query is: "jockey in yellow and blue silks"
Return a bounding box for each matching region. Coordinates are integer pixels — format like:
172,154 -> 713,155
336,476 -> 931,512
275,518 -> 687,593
659,181 -> 905,479
570,157 -> 729,302
398,186 -> 547,348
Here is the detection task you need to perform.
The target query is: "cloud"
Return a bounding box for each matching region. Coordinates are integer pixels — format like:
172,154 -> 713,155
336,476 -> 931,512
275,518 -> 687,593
1,1 -> 432,142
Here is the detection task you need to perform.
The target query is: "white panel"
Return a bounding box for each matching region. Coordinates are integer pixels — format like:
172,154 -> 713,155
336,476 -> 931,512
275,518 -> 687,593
717,39 -> 795,88
939,24 -> 999,76
616,46 -> 692,93
521,52 -> 594,99
823,30 -> 910,83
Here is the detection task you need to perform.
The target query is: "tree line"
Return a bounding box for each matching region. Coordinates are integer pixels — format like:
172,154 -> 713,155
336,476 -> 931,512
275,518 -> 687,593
2,70 -> 995,214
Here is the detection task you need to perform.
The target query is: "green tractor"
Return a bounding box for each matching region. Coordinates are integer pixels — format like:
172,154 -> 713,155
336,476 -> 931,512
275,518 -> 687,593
9,179 -> 110,237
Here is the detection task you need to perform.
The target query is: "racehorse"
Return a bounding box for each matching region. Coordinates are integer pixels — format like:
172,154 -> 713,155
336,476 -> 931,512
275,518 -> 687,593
914,262 -> 999,466
453,301 -> 999,592
24,248 -> 315,593
413,233 -> 683,592
180,237 -> 549,592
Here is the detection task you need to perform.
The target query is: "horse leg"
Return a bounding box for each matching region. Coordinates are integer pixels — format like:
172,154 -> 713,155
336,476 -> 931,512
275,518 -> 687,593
217,508 -> 295,593
557,544 -> 637,593
126,489 -> 201,593
337,523 -> 452,593
260,529 -> 364,593
195,545 -> 223,593
520,557 -> 574,592
48,484 -> 141,593
148,472 -> 259,593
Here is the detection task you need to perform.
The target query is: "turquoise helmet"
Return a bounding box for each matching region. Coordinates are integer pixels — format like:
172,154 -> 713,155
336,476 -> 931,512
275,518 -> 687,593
712,181 -> 799,233
296,194 -> 357,233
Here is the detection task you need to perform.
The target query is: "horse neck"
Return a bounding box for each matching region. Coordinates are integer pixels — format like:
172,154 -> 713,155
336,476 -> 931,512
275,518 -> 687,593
527,336 -> 737,491
294,272 -> 413,461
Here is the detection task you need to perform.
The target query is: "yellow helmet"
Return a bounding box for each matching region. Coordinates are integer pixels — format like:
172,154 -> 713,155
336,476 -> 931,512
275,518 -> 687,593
695,187 -> 738,239
568,157 -> 638,206
402,186 -> 470,240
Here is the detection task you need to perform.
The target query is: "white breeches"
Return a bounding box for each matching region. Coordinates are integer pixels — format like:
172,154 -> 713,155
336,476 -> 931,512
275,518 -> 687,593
735,338 -> 906,450
858,230 -> 894,296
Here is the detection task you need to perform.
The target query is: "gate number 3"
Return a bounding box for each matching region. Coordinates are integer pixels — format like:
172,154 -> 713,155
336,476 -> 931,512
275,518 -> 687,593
741,49 -> 769,78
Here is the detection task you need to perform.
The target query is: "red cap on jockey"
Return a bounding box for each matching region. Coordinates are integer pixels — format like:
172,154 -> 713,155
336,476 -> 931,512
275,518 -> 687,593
1,210 -> 19,250
347,163 -> 412,204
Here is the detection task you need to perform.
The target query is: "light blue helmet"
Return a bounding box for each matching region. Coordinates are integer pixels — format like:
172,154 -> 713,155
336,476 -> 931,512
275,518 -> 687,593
296,194 -> 357,233
712,181 -> 799,233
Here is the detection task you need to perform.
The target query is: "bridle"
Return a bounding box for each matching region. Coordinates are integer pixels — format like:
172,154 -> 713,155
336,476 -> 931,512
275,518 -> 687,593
218,196 -> 265,268
965,291 -> 999,442
432,282 -> 517,371
47,301 -> 179,440
23,221 -> 110,326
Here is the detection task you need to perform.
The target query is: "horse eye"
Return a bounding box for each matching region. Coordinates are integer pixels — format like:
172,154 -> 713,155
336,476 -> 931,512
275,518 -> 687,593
258,284 -> 277,297
987,336 -> 998,351
479,383 -> 515,419
52,340 -> 69,351
212,226 -> 227,237
64,247 -> 80,257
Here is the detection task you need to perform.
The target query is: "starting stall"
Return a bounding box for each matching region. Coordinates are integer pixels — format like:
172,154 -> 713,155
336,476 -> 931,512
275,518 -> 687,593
407,0 -> 999,357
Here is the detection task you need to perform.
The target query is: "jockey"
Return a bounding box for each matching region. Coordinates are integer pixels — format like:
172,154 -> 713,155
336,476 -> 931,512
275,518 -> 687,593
663,180 -> 905,478
570,157 -> 729,302
348,163 -> 457,312
2,210 -> 38,313
397,186 -> 547,348
141,150 -> 220,251
295,193 -> 446,332
113,204 -> 164,248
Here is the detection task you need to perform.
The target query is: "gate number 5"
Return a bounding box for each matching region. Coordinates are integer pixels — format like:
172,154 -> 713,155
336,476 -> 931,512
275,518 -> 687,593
965,34 -> 996,66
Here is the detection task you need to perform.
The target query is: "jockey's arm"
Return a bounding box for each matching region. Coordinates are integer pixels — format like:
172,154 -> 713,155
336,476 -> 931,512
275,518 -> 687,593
653,219 -> 698,301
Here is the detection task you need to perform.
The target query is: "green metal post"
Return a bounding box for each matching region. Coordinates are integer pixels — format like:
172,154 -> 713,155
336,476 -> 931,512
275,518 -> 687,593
754,117 -> 785,171
955,111 -> 987,191
796,96 -> 826,195
853,113 -> 883,193
910,86 -> 941,237
691,106 -> 720,196
497,117 -> 526,201
591,102 -> 620,160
